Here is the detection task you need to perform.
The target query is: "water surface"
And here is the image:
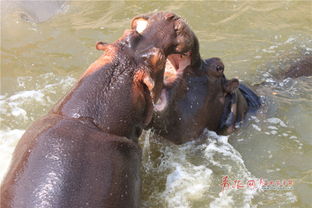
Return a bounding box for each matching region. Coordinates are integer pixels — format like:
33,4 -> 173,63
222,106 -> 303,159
1,1 -> 311,207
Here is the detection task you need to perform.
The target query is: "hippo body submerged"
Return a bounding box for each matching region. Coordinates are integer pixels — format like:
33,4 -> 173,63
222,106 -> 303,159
2,0 -> 66,23
282,55 -> 312,78
1,31 -> 150,208
1,39 -> 150,207
1,12 -> 195,208
1,114 -> 141,208
150,28 -> 310,145
151,59 -> 227,144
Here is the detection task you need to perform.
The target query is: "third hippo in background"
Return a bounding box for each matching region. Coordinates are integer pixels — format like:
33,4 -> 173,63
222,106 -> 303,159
2,0 -> 66,23
282,55 -> 312,78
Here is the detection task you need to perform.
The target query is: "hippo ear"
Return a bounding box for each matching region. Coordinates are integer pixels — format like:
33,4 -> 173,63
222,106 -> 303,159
96,41 -> 108,51
164,12 -> 177,20
131,16 -> 149,34
224,78 -> 239,93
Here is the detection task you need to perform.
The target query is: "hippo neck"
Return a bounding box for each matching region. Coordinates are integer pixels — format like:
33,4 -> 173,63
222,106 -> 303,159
52,50 -> 146,139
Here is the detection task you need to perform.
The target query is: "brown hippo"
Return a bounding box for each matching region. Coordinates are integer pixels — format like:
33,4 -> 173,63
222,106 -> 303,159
149,28 -> 261,144
149,26 -> 311,145
282,55 -> 312,78
218,54 -> 312,135
0,12 -> 194,208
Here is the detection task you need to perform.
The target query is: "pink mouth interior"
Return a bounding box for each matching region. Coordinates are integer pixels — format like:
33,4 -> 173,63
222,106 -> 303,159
164,53 -> 191,85
154,53 -> 191,112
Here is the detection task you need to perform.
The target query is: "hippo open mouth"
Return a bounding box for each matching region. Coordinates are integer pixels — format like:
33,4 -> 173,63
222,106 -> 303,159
130,11 -> 195,112
153,52 -> 191,112
164,52 -> 191,85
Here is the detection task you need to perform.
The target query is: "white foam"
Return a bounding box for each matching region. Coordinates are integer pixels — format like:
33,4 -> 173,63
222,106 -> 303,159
0,129 -> 24,181
0,74 -> 76,126
285,37 -> 296,44
0,90 -> 46,123
266,118 -> 287,127
252,124 -> 261,131
210,191 -> 234,208
153,130 -> 262,208
0,73 -> 76,181
271,130 -> 277,135
9,90 -> 45,102
268,126 -> 278,130
163,164 -> 212,207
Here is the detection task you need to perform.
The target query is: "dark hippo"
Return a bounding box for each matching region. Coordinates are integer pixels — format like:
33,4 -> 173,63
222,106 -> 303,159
149,25 -> 261,144
282,55 -> 312,78
218,54 -> 312,135
150,57 -> 260,144
0,12 -> 194,208
2,0 -> 66,23
149,23 -> 311,145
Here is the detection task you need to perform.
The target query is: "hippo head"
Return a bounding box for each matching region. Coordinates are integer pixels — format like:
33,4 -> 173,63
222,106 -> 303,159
206,57 -> 239,96
130,12 -> 200,109
131,12 -> 196,55
131,12 -> 200,76
205,57 -> 225,78
204,57 -> 240,94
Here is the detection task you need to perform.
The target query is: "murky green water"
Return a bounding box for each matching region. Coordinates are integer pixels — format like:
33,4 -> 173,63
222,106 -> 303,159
1,1 -> 311,207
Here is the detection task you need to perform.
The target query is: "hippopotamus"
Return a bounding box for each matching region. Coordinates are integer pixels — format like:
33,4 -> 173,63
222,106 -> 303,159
2,0 -> 66,23
282,55 -> 312,78
218,54 -> 312,134
149,26 -> 261,144
149,19 -> 312,145
0,12 -> 194,208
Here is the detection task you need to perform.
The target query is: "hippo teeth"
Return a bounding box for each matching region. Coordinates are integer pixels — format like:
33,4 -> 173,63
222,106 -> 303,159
154,89 -> 168,112
163,52 -> 191,85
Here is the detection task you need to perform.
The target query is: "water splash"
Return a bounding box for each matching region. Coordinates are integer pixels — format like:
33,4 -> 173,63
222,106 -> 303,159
141,130 -> 263,208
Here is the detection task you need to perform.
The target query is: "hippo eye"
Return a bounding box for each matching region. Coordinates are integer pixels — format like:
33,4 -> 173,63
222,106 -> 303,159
216,65 -> 224,72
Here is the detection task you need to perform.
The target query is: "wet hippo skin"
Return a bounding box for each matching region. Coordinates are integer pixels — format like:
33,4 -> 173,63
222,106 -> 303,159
0,12 -> 195,208
149,54 -> 257,144
148,19 -> 262,143
150,30 -> 311,144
